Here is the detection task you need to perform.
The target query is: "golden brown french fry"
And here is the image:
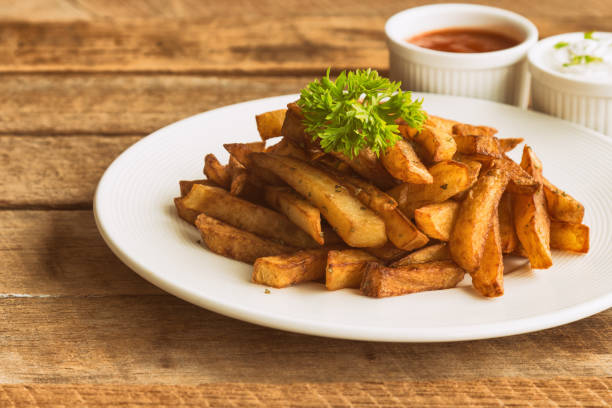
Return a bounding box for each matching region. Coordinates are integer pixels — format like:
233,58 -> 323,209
412,124 -> 457,163
426,115 -> 459,134
265,186 -> 323,245
414,201 -> 459,241
498,138 -> 524,153
265,137 -> 308,161
387,161 -> 474,215
513,145 -> 552,269
453,134 -> 502,160
542,178 -> 585,223
360,261 -> 465,298
325,249 -> 378,290
391,243 -> 450,266
452,123 -> 498,137
179,179 -> 217,197
203,154 -> 231,189
380,208 -> 430,251
470,215 -> 504,297
281,102 -> 325,159
255,109 -> 286,141
223,142 -> 286,186
449,167 -> 509,272
550,221 -> 589,253
195,214 -> 295,264
251,153 -> 388,247
365,243 -> 408,263
499,155 -> 540,194
498,192 -> 518,254
381,139 -> 433,184
252,248 -> 329,288
333,148 -> 396,190
175,184 -> 319,248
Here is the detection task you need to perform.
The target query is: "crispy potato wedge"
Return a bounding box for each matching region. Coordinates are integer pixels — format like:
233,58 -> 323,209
426,115 -> 459,134
470,215 -> 504,297
281,102 -> 325,159
449,167 -> 509,272
265,137 -> 308,161
255,109 -> 286,141
498,192 -> 518,254
550,221 -> 589,253
175,184 -> 319,248
520,145 -> 544,181
498,138 -> 524,153
252,248 -> 329,288
325,249 -> 378,290
412,124 -> 457,163
453,134 -> 501,160
203,154 -> 231,189
381,139 -> 433,184
499,155 -> 540,194
179,179 -> 217,197
333,148 -> 396,190
251,153 -> 388,247
195,214 -> 295,264
387,161 -> 474,215
391,243 -> 450,266
414,201 -> 460,241
360,261 -> 465,298
380,208 -> 430,251
365,243 -> 408,263
223,141 -> 285,186
542,178 -> 585,223
452,123 -> 498,137
265,186 -> 323,245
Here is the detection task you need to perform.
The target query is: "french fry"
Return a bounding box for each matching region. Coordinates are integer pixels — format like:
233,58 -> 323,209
360,261 -> 465,297
195,214 -> 295,264
265,186 -> 323,245
265,137 -> 308,161
498,138 -> 524,153
453,134 -> 501,160
391,243 -> 450,266
175,184 -> 320,248
333,148 -> 396,190
498,192 -> 518,253
252,248 -> 329,288
449,167 -> 509,272
255,109 -> 286,141
426,115 -> 459,134
179,179 -> 217,197
412,124 -> 457,163
203,154 -> 231,189
251,153 -> 388,247
325,249 -> 378,290
387,161 -> 474,215
414,201 -> 459,241
381,139 -> 433,184
470,215 -> 504,297
223,142 -> 265,166
380,208 -> 430,251
542,178 -> 585,223
281,102 -> 325,159
499,155 -> 540,194
365,243 -> 407,263
452,123 -> 498,137
550,221 -> 589,253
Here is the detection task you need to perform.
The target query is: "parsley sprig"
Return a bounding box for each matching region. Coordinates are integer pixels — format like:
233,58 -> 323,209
297,68 -> 426,159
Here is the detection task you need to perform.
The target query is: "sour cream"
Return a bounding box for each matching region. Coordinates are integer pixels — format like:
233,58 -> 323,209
548,32 -> 612,82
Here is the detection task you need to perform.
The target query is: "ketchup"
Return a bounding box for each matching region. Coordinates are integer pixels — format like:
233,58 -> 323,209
408,27 -> 520,53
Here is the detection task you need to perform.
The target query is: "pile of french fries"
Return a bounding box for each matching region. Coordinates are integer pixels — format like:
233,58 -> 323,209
174,102 -> 589,298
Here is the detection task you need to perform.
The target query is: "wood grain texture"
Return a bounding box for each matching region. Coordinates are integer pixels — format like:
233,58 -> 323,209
0,210 -> 161,296
0,75 -> 309,134
1,379 -> 611,407
0,1 -> 610,74
1,296 -> 610,384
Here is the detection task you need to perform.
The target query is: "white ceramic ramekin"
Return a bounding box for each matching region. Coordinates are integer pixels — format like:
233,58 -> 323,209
385,4 -> 538,107
528,32 -> 612,137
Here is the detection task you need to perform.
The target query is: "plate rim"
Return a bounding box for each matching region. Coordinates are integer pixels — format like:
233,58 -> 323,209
94,92 -> 612,342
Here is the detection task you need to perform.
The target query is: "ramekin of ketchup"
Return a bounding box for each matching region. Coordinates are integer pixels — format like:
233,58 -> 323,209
385,4 -> 538,107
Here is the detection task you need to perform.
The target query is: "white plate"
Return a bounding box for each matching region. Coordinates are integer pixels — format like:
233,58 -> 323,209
94,93 -> 612,342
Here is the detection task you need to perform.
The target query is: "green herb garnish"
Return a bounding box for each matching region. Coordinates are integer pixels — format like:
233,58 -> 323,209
297,68 -> 427,159
584,31 -> 595,40
554,41 -> 569,49
563,55 -> 603,67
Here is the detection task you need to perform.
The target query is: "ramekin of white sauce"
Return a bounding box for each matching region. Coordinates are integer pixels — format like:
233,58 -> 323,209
528,32 -> 612,137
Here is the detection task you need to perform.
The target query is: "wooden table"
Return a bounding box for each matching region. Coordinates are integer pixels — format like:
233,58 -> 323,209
1,1 -> 610,406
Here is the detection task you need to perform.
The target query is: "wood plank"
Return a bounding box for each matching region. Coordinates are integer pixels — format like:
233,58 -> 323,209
1,379 -> 611,407
0,75 -> 310,134
1,296 -> 610,384
0,1 -> 611,74
0,210 -> 161,296
0,136 -> 140,207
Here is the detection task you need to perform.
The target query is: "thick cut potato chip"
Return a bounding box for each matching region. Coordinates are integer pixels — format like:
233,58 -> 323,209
550,221 -> 589,253
175,184 -> 319,248
452,123 -> 498,137
224,142 -> 285,186
391,243 -> 450,266
281,102 -> 325,159
179,179 -> 217,197
325,249 -> 378,290
266,137 -> 308,161
265,186 -> 323,245
412,124 -> 457,163
255,109 -> 286,141
414,201 -> 460,241
381,139 -> 433,184
251,153 -> 388,247
498,192 -> 518,253
499,155 -> 540,194
498,138 -> 524,153
449,167 -> 509,272
360,261 -> 465,298
426,115 -> 459,134
379,208 -> 430,251
333,149 -> 396,190
203,154 -> 231,189
252,248 -> 329,288
365,243 -> 407,263
453,134 -> 501,160
387,161 -> 474,216
543,178 -> 584,223
470,215 -> 504,297
195,214 -> 295,264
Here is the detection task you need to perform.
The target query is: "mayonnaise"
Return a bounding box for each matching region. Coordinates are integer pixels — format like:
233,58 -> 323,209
551,32 -> 612,82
